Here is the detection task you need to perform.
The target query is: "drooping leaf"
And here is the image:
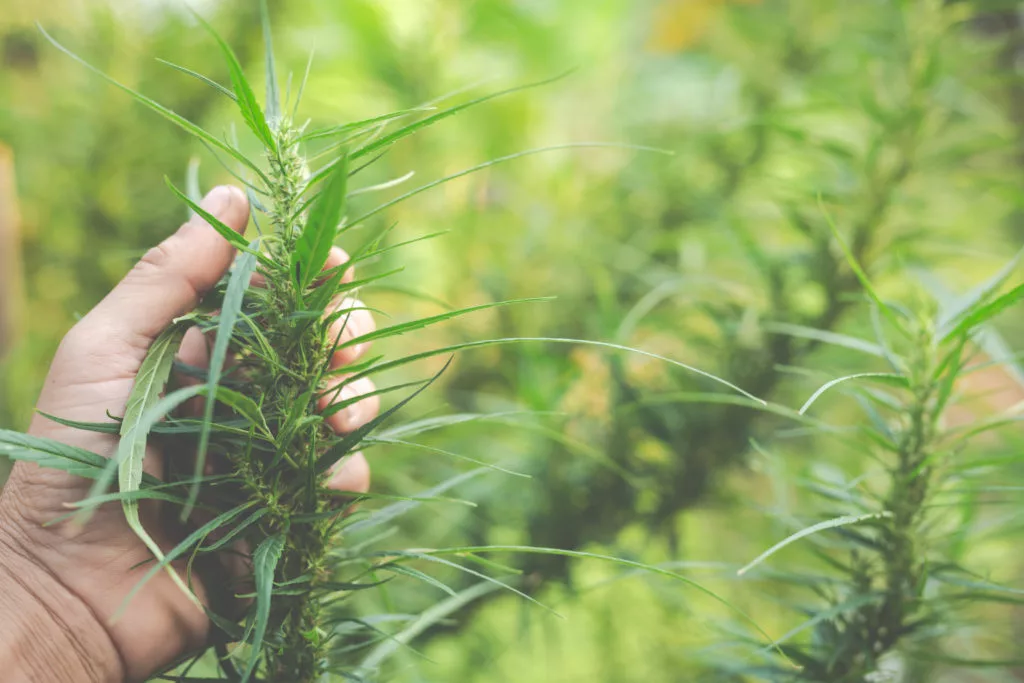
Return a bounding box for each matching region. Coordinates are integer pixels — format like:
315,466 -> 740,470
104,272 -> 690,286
798,372 -> 908,415
242,533 -> 286,683
113,321 -> 197,604
187,247 -> 259,518
738,512 -> 894,576
295,152 -> 349,289
0,429 -> 124,480
118,503 -> 255,617
341,337 -> 765,405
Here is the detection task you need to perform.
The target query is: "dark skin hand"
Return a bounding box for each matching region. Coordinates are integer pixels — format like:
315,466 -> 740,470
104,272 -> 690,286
0,186 -> 378,683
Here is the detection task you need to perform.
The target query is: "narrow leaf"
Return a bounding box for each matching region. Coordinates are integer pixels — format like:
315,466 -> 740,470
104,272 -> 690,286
115,321 -> 197,605
259,0 -> 280,123
798,372 -> 908,415
165,178 -> 269,265
242,534 -> 286,683
187,247 -> 259,518
942,282 -> 1024,342
295,152 -> 349,288
189,9 -> 276,150
38,26 -> 265,180
0,429 -> 118,480
156,58 -> 236,101
738,512 -> 893,576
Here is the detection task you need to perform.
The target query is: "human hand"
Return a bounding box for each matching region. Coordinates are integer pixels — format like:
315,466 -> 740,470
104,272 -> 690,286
0,186 -> 378,682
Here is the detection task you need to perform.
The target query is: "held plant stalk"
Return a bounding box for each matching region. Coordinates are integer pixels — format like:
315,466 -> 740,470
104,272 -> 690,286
0,7 -> 771,683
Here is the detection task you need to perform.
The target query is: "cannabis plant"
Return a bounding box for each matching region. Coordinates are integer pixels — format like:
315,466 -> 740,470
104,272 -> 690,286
715,240 -> 1024,681
0,7 -> 766,682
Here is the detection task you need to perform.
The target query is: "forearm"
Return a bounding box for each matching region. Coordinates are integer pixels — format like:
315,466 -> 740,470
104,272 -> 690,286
0,535 -> 123,683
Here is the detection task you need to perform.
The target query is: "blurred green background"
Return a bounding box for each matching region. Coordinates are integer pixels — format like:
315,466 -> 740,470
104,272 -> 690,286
3,0 -> 1024,681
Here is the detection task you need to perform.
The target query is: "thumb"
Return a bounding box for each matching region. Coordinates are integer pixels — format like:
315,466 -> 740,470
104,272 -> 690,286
83,185 -> 249,349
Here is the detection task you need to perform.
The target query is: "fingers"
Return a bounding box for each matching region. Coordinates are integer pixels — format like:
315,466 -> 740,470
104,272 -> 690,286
326,452 -> 371,493
327,297 -> 375,367
318,375 -> 380,434
82,186 -> 250,350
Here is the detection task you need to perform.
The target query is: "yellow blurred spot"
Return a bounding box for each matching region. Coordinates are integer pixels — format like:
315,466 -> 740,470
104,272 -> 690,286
648,0 -> 761,54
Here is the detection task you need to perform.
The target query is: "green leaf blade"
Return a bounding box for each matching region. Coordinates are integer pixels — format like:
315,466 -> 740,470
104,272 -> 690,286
295,152 -> 350,289
242,533 -> 286,683
187,246 -> 259,518
114,321 -> 196,604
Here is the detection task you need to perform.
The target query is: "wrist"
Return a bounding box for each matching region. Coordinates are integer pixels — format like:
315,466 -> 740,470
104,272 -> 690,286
0,532 -> 124,683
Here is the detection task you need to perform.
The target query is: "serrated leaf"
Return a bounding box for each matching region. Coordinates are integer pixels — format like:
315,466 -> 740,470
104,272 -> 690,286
0,429 -> 125,480
242,533 -> 286,683
189,8 -> 276,150
295,152 -> 349,289
187,247 -> 259,518
111,321 -> 196,605
213,386 -> 271,438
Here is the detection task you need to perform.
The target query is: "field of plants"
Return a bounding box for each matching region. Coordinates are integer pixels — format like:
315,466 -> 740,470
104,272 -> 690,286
2,0 -> 1024,681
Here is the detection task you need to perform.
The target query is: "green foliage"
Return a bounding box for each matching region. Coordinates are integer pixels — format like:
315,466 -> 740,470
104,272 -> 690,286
3,0 -> 1024,681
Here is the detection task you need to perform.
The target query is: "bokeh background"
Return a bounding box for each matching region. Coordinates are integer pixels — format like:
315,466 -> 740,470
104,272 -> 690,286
3,0 -> 1024,681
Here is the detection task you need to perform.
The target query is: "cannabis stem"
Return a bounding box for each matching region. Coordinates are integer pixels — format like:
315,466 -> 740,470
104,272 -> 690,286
230,119 -> 334,682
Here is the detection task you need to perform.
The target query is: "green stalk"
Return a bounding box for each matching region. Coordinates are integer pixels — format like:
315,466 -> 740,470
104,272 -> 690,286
238,120 -> 334,682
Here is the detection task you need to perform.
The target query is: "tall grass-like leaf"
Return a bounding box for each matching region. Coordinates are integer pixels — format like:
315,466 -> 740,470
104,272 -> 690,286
156,58 -> 236,101
0,429 -> 118,480
737,512 -> 894,576
119,502 -> 255,616
411,544 -> 788,662
798,372 -> 908,415
242,533 -> 286,683
113,320 -> 197,604
941,282 -> 1024,342
38,26 -> 266,181
165,178 -> 270,265
819,196 -> 908,335
340,337 -> 765,405
295,152 -> 349,289
298,109 -> 434,144
339,298 -> 553,350
188,247 -> 259,518
318,358 -> 454,473
189,9 -> 276,150
348,144 -> 669,228
259,0 -> 280,124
